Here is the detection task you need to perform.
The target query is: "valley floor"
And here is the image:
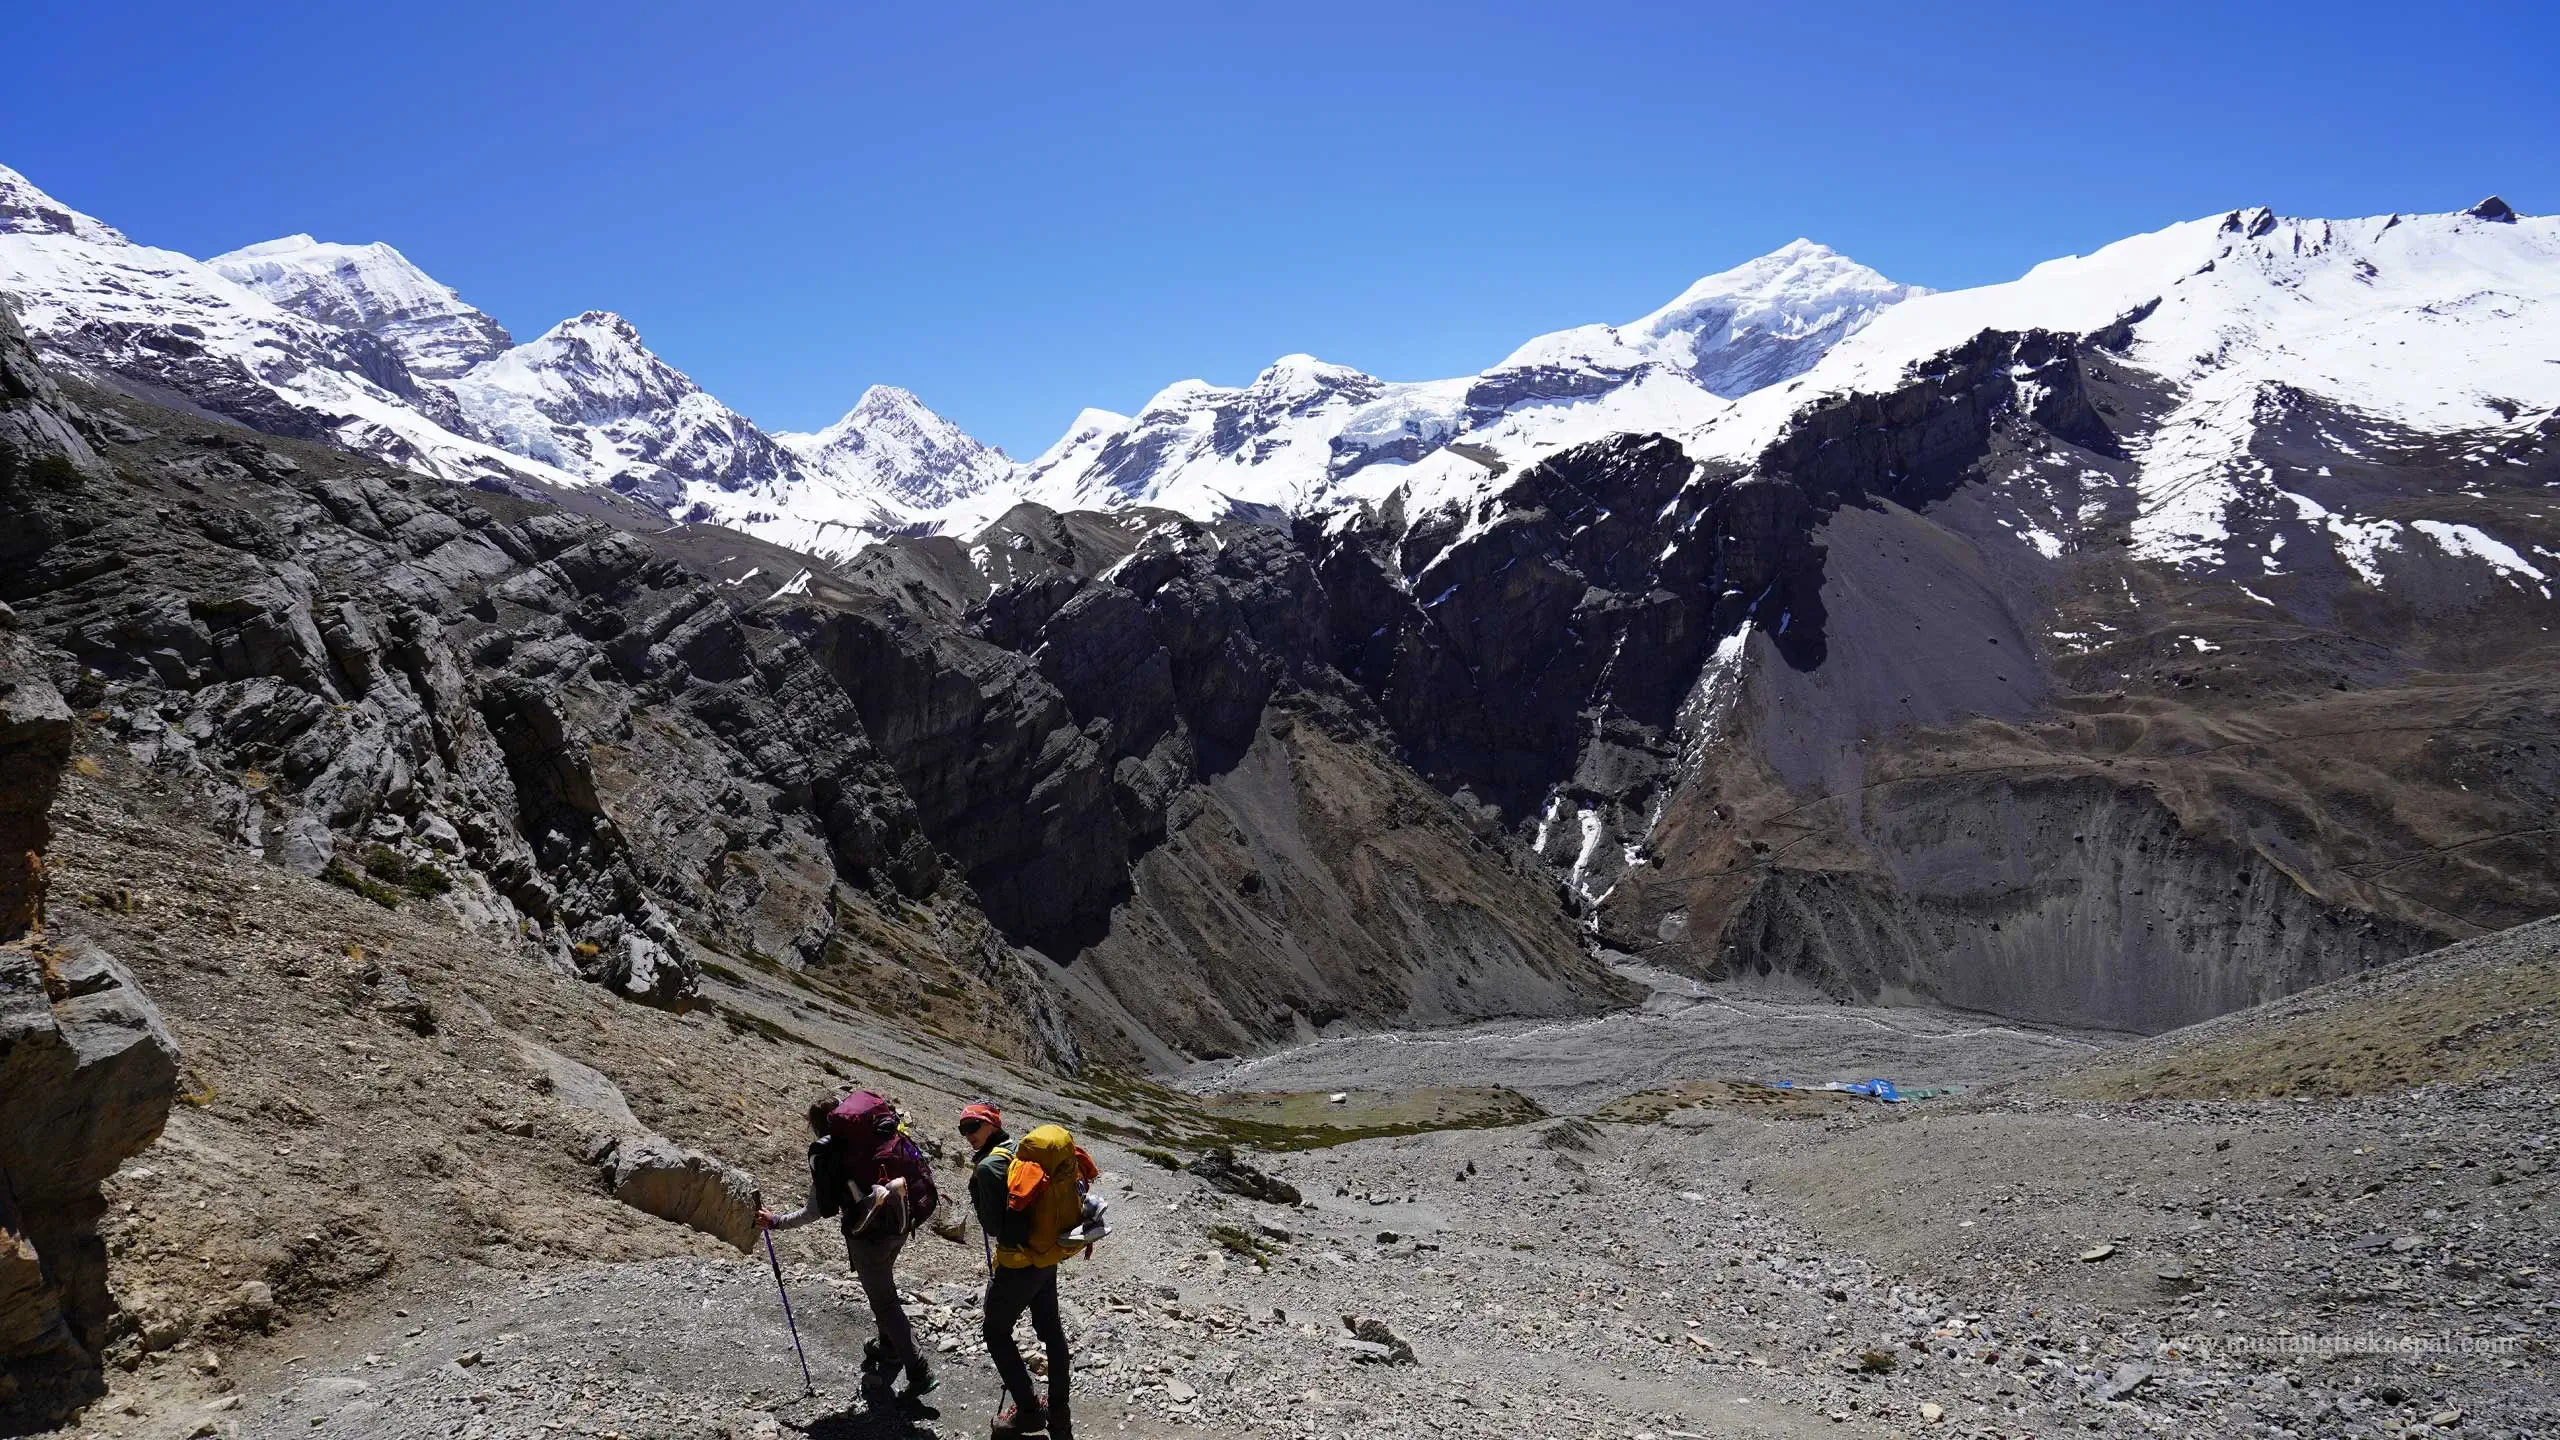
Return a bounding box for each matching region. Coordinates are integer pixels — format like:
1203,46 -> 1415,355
1183,960 -> 2121,1111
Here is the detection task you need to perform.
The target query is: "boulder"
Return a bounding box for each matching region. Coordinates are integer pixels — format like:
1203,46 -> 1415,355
0,938 -> 179,1419
514,1037 -> 640,1132
1340,1314 -> 1417,1365
597,1133 -> 761,1252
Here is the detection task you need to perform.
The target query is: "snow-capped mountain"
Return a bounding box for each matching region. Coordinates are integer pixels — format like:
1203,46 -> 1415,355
208,233 -> 513,380
654,384 -> 1029,561
1692,199 -> 2560,586
1493,237 -> 1927,396
439,310 -> 806,512
4,156 -> 1940,553
979,240 -> 1925,526
10,153 -> 2553,597
0,163 -> 985,553
0,163 -> 556,484
776,385 -> 1016,512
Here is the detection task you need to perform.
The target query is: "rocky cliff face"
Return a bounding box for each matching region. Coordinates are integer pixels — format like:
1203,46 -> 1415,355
1086,314 -> 2553,1035
1501,326 -> 2560,1030
0,932 -> 179,1430
809,504 -> 1624,1059
0,330 -> 181,1426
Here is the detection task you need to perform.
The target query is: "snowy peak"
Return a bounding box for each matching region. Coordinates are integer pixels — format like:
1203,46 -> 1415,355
0,160 -> 581,489
776,383 -> 1015,511
0,164 -> 125,244
210,233 -> 511,379
1684,199 -> 2560,595
0,160 -> 1020,549
1497,239 -> 1925,397
1255,353 -> 1375,393
438,308 -> 809,510
1711,200 -> 2560,452
992,240 -> 1922,524
466,310 -> 700,424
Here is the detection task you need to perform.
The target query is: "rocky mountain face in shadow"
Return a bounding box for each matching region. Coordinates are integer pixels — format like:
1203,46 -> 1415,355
1456,329 -> 2560,1031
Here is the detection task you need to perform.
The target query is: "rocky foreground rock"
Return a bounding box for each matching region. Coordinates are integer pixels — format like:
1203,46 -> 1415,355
0,621 -> 177,1428
594,1134 -> 760,1254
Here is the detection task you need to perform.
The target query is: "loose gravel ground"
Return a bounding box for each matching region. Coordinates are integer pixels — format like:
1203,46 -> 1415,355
56,814 -> 2560,1440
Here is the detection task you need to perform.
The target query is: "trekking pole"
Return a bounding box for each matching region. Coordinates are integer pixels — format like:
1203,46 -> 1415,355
762,1229 -> 817,1396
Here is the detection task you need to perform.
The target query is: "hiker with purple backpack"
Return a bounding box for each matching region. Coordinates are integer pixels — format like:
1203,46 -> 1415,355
759,1091 -> 943,1404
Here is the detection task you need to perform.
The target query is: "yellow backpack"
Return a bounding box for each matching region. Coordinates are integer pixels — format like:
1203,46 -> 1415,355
999,1123 -> 1097,1268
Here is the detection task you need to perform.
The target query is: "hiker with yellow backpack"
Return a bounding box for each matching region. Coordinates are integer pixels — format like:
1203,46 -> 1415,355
959,1102 -> 1107,1440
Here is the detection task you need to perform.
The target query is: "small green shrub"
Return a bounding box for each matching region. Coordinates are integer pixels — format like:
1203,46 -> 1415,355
360,844 -> 453,898
322,860 -> 402,909
1203,1224 -> 1273,1269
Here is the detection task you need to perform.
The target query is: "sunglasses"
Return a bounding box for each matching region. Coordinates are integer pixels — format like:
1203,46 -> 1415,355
959,1118 -> 990,1134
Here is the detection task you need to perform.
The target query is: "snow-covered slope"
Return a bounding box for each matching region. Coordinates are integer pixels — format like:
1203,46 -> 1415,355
1694,200 -> 2560,578
985,241 -> 1924,525
1495,238 -> 1925,396
209,233 -> 512,380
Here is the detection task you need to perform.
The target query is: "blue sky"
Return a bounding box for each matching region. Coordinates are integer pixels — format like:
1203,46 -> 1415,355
8,1 -> 2553,455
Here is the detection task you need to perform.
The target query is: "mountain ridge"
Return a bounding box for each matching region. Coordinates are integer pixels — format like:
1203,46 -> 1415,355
3,159 -> 1943,554
5,158 -> 2553,592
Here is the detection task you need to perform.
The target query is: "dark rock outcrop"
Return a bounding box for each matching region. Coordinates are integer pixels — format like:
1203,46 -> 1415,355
0,939 -> 179,1424
0,630 -> 71,941
0,312 -> 977,1014
1188,1148 -> 1301,1205
1,301 -> 1620,1067
0,614 -> 179,1427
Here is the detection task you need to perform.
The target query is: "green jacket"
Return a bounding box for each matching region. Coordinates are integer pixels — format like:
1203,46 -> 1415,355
970,1138 -> 1029,1259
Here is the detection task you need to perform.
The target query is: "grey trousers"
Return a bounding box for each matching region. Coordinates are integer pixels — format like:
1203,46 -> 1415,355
844,1202 -> 916,1367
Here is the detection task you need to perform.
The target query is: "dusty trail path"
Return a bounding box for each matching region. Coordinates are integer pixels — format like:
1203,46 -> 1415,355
121,1116 -> 1902,1440
205,1256 -> 1244,1440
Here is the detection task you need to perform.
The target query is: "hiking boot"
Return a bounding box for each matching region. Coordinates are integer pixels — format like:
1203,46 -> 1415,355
899,1357 -> 939,1400
990,1399 -> 1047,1436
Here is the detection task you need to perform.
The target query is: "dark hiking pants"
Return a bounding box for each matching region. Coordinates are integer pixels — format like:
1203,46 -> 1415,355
846,1213 -> 917,1367
982,1263 -> 1068,1416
